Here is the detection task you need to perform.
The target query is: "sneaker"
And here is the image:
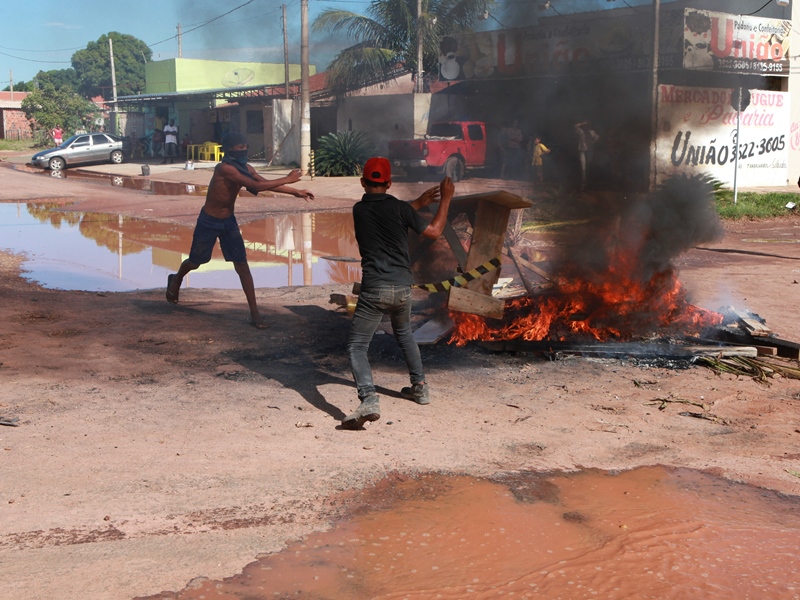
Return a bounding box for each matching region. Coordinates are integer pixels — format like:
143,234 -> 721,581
341,394 -> 381,429
401,382 -> 430,405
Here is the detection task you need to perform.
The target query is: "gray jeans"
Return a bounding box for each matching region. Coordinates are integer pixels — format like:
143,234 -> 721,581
347,286 -> 425,400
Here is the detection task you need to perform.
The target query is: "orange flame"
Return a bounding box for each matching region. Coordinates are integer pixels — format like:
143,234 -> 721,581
450,251 -> 722,347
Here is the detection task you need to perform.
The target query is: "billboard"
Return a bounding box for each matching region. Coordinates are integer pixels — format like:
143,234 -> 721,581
683,9 -> 791,76
656,84 -> 789,187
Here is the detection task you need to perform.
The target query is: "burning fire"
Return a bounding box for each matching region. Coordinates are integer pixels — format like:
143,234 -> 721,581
450,251 -> 723,347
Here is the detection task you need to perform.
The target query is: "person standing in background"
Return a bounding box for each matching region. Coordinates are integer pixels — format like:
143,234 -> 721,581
50,125 -> 63,147
162,119 -> 178,164
530,135 -> 551,186
575,120 -> 599,190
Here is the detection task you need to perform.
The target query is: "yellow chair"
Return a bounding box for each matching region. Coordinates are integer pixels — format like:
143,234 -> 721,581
197,141 -> 223,162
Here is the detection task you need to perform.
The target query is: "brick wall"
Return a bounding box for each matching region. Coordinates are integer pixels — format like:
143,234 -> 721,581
1,108 -> 32,140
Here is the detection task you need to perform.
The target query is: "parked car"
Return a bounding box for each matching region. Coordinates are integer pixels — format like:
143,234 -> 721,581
31,133 -> 131,170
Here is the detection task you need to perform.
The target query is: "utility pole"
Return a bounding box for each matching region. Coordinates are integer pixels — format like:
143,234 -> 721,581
177,23 -> 182,58
300,0 -> 311,175
109,37 -> 119,135
9,70 -> 13,100
649,0 -> 660,191
415,0 -> 424,93
283,5 -> 290,99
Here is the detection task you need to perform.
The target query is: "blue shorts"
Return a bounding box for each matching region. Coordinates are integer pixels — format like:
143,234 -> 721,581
188,209 -> 247,265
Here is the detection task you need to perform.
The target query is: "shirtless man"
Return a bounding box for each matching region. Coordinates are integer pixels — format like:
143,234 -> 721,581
165,131 -> 314,328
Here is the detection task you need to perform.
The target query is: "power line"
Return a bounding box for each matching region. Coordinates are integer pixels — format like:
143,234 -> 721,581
0,50 -> 71,64
0,44 -> 84,53
148,0 -> 260,47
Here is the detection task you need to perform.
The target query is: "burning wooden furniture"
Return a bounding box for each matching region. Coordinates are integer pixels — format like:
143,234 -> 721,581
411,190 -> 533,320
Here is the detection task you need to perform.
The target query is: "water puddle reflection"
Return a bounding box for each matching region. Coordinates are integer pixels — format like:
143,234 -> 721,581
0,203 -> 360,292
139,466 -> 800,599
42,168 -> 209,196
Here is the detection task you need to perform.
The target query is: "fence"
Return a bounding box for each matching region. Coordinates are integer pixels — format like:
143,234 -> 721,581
1,128 -> 32,141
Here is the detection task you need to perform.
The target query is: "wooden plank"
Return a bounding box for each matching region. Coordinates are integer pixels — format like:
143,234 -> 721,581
450,190 -> 533,210
685,346 -> 758,358
464,198 -> 509,296
448,286 -> 506,320
413,316 -> 454,345
733,310 -> 772,336
754,345 -> 778,356
753,337 -> 800,360
477,340 -> 757,358
505,245 -> 535,295
739,318 -> 772,337
442,218 -> 469,269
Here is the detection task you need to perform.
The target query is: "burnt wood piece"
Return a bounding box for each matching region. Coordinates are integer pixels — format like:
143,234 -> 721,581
751,337 -> 800,360
733,310 -> 772,337
478,340 -> 756,358
697,331 -> 800,360
413,316 -> 454,345
448,286 -> 506,320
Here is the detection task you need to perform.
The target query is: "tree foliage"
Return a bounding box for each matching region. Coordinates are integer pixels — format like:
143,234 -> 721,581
71,32 -> 151,98
2,80 -> 35,92
313,0 -> 490,93
21,83 -> 101,141
35,68 -> 80,91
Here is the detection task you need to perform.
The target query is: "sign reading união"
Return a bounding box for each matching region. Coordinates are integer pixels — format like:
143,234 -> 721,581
683,9 -> 791,76
656,84 -> 789,186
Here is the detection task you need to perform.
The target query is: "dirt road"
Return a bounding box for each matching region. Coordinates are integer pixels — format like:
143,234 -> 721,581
1,159 -> 799,599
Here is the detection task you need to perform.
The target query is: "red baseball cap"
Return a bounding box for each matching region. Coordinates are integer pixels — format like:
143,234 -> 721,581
363,157 -> 391,184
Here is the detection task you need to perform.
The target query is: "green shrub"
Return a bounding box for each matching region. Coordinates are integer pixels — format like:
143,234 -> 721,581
314,131 -> 374,177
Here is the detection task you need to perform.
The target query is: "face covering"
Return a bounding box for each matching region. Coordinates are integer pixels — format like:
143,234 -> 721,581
227,149 -> 248,165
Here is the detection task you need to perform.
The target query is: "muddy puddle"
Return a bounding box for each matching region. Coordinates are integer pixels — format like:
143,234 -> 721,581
0,203 -> 360,291
139,466 -> 800,599
41,167 -> 210,196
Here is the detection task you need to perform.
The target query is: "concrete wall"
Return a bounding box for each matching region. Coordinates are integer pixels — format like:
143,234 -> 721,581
267,99 -> 300,166
336,93 -> 431,155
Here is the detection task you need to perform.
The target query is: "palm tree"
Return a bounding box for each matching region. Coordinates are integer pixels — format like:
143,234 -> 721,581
313,0 -> 491,94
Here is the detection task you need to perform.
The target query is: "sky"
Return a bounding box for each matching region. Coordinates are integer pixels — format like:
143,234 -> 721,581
0,0 -> 374,87
0,0 -> 712,89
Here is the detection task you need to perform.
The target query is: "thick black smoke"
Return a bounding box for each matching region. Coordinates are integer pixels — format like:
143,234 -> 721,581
552,174 -> 724,285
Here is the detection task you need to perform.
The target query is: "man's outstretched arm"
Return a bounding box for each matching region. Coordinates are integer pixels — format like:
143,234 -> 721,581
410,185 -> 440,211
245,168 -> 314,200
421,177 -> 454,239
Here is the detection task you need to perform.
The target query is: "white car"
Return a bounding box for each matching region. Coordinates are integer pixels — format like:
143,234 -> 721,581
31,133 -> 130,170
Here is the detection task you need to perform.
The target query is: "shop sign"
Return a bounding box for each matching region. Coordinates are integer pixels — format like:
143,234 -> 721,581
683,9 -> 791,76
656,84 -> 789,186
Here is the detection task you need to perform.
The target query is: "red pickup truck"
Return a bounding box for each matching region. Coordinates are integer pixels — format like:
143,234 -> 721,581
388,121 -> 488,182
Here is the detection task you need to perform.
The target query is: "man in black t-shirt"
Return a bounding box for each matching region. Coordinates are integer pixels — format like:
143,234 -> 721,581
342,157 -> 454,429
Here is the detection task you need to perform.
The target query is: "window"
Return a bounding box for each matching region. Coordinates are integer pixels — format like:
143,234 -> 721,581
467,124 -> 484,141
246,110 -> 264,134
92,134 -> 110,145
72,136 -> 90,147
428,123 -> 463,139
